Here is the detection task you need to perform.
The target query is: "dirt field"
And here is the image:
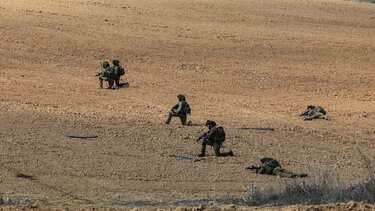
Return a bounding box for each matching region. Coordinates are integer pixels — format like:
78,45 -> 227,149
1,0 -> 375,209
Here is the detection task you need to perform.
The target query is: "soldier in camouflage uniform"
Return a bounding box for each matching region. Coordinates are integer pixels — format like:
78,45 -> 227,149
112,59 -> 124,90
99,61 -> 115,89
165,94 -> 189,125
255,156 -> 307,178
197,120 -> 234,157
299,105 -> 331,121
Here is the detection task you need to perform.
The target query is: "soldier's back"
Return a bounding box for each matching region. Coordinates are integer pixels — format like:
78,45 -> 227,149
314,106 -> 326,115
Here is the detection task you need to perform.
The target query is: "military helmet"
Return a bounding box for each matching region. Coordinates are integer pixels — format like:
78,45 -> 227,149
177,94 -> 186,101
307,105 -> 315,110
102,61 -> 110,68
260,156 -> 268,163
112,59 -> 120,66
205,120 -> 216,127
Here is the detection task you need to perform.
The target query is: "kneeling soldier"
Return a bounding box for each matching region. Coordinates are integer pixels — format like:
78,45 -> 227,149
165,94 -> 190,125
197,120 -> 233,157
99,61 -> 115,89
248,156 -> 308,178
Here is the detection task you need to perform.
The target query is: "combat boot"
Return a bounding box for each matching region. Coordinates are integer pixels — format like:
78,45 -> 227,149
197,153 -> 206,157
228,151 -> 234,156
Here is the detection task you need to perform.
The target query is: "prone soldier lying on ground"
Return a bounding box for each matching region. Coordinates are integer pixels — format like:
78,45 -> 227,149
247,156 -> 308,178
299,105 -> 331,121
197,120 -> 233,157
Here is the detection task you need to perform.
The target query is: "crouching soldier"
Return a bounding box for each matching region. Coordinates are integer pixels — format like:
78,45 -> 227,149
197,120 -> 233,157
248,156 -> 307,178
99,61 -> 115,89
299,105 -> 331,121
165,94 -> 191,125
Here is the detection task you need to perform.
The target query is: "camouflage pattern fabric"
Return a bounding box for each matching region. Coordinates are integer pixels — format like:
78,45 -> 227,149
113,65 -> 121,88
200,126 -> 232,156
313,106 -> 326,115
204,126 -> 218,145
259,158 -> 302,178
99,67 -> 114,88
165,101 -> 187,125
273,167 -> 300,178
306,110 -> 329,120
165,112 -> 187,125
175,101 -> 187,115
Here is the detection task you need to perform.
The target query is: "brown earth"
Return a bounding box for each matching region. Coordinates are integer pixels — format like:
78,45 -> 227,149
1,201 -> 375,211
0,0 -> 375,209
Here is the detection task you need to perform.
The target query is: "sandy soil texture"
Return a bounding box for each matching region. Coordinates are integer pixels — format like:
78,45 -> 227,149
0,0 -> 375,209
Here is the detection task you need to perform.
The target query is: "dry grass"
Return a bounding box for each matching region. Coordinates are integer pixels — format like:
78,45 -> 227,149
348,0 -> 375,3
240,173 -> 375,206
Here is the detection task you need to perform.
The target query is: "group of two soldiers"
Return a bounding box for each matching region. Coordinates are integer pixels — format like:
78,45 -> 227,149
165,94 -> 332,178
165,94 -> 234,157
98,59 -> 125,89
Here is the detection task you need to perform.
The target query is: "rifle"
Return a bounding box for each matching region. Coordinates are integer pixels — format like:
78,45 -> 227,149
298,111 -> 309,117
95,72 -> 102,77
245,165 -> 260,173
196,132 -> 207,143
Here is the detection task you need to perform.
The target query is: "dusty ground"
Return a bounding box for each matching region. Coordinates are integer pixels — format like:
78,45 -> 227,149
1,0 -> 375,209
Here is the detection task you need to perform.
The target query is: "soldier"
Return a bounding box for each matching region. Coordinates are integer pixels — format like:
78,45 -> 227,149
197,120 -> 233,157
99,61 -> 115,89
165,94 -> 190,125
112,59 -> 125,90
299,105 -> 331,121
248,156 -> 307,178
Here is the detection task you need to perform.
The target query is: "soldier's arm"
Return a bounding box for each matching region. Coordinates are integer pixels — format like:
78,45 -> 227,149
171,104 -> 179,112
258,164 -> 267,174
299,111 -> 308,116
196,132 -> 207,142
175,101 -> 183,114
99,68 -> 106,77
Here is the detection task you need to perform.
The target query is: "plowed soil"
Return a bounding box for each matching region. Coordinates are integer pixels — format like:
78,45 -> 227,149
1,0 -> 375,209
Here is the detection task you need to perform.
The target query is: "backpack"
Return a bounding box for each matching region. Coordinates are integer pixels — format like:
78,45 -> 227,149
184,102 -> 191,115
103,67 -> 116,78
119,66 -> 125,76
215,126 -> 226,143
265,159 -> 281,168
314,106 -> 326,115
